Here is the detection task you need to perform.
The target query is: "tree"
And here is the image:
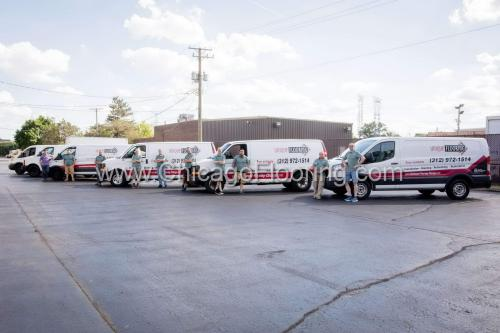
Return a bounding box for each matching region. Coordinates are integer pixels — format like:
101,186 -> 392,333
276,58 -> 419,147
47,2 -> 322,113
135,121 -> 153,138
358,121 -> 398,138
106,96 -> 132,122
14,116 -> 54,148
42,119 -> 81,144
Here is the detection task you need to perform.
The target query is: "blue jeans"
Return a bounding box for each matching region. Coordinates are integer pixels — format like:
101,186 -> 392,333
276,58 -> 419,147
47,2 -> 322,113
345,170 -> 358,183
41,165 -> 50,180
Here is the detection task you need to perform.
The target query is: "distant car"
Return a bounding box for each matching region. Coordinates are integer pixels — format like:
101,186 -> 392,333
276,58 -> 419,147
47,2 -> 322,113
325,137 -> 491,200
6,149 -> 21,158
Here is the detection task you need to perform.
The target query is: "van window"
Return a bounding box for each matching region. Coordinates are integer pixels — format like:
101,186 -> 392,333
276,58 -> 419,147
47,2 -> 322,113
339,138 -> 377,157
364,141 -> 395,164
224,144 -> 248,159
26,147 -> 36,157
123,145 -> 146,158
38,147 -> 54,156
56,147 -> 76,160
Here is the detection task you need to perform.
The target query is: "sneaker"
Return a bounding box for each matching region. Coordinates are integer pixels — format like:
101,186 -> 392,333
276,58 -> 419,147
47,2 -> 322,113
351,197 -> 359,203
182,184 -> 187,191
240,189 -> 244,194
344,196 -> 352,202
158,184 -> 162,188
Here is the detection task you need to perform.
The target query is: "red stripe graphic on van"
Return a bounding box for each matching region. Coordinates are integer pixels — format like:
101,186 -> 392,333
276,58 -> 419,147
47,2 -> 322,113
367,156 -> 488,179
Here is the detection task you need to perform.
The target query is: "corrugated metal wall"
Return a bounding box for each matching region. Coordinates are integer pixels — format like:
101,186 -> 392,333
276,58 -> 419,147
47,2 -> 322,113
144,117 -> 352,156
203,117 -> 352,156
487,134 -> 500,183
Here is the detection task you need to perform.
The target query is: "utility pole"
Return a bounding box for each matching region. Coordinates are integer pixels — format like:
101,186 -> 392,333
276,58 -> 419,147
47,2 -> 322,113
90,108 -> 103,133
189,46 -> 213,142
357,95 -> 364,136
454,104 -> 464,134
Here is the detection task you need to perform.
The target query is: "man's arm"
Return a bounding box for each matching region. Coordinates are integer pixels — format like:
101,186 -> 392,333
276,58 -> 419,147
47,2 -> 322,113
357,153 -> 366,166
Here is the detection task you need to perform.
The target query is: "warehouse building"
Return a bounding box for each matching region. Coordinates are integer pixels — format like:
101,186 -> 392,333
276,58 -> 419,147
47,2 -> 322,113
145,117 -> 353,156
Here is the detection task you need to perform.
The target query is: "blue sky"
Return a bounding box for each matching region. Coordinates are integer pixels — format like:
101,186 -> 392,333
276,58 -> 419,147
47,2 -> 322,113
1,0 -> 500,139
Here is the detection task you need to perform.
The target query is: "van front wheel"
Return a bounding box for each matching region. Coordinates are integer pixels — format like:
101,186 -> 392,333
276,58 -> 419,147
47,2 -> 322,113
27,165 -> 41,177
356,180 -> 372,200
14,165 -> 24,175
446,179 -> 470,200
111,169 -> 129,187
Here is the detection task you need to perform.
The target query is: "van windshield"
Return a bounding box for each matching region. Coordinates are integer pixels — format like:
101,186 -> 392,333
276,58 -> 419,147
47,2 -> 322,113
339,139 -> 377,157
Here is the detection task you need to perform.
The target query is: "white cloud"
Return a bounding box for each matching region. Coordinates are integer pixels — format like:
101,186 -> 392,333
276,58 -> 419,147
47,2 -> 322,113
476,52 -> 500,74
431,68 -> 454,80
0,42 -> 70,83
122,47 -> 193,76
417,52 -> 500,131
449,0 -> 500,24
0,90 -> 31,139
53,86 -> 84,95
124,0 -> 205,44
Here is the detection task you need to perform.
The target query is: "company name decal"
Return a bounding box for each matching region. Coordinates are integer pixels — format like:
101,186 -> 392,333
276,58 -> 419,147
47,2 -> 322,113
288,144 -> 310,155
444,142 -> 467,154
169,146 -> 200,154
431,142 -> 468,155
103,148 -> 118,154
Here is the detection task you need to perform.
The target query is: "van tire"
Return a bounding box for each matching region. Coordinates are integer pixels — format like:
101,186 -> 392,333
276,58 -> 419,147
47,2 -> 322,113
418,189 -> 435,197
446,178 -> 470,200
27,164 -> 41,177
14,165 -> 25,175
110,169 -> 129,187
291,170 -> 312,192
356,180 -> 372,200
204,176 -> 225,193
51,168 -> 64,181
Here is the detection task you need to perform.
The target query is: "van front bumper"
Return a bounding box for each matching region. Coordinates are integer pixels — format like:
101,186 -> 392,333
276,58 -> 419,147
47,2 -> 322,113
471,175 -> 492,189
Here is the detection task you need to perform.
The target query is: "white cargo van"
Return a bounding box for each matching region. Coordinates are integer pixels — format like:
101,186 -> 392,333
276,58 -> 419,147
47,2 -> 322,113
105,142 -> 215,187
195,139 -> 327,192
324,137 -> 491,200
8,145 -> 65,177
49,144 -> 129,180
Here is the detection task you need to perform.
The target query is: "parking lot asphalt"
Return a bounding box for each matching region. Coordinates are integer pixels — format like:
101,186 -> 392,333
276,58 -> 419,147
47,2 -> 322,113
1,159 -> 499,333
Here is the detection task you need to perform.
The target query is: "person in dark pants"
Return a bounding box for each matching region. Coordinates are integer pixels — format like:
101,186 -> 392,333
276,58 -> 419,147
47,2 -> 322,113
39,150 -> 52,181
182,147 -> 193,191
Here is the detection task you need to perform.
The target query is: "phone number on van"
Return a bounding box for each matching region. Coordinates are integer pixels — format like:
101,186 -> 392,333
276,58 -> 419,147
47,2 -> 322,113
277,157 -> 310,164
430,156 -> 472,163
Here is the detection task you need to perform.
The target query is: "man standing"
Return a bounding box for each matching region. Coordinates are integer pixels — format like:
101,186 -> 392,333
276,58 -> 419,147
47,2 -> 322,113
312,151 -> 329,199
182,147 -> 193,191
232,149 -> 250,193
342,142 -> 366,203
62,150 -> 76,182
39,150 -> 52,181
213,147 -> 225,195
131,148 -> 142,188
95,150 -> 106,186
155,149 -> 167,188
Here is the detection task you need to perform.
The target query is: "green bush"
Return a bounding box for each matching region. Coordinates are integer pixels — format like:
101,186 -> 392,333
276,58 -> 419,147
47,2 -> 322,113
0,141 -> 17,157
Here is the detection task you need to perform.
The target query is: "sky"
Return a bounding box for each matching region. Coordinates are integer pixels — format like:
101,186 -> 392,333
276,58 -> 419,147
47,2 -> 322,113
1,0 -> 500,139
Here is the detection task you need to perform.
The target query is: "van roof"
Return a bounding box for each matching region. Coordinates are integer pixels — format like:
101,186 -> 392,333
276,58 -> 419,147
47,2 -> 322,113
225,139 -> 323,143
360,136 -> 485,142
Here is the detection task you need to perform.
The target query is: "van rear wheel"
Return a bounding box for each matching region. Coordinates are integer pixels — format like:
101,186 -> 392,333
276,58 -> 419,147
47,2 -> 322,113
418,189 -> 435,197
290,170 -> 312,192
205,177 -> 225,193
446,179 -> 470,200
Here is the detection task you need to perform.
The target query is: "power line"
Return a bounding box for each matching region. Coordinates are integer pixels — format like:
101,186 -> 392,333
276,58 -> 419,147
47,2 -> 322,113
265,0 -> 397,35
230,22 -> 500,81
0,79 -> 171,100
143,92 -> 195,122
242,0 -> 352,32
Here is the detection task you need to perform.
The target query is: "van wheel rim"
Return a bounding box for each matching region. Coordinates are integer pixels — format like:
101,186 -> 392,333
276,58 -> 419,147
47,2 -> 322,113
113,174 -> 122,185
453,183 -> 466,197
357,183 -> 367,197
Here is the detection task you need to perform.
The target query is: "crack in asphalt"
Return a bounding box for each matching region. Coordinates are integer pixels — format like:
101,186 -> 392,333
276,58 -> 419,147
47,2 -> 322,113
390,204 -> 433,221
280,241 -> 500,333
6,187 -> 118,333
